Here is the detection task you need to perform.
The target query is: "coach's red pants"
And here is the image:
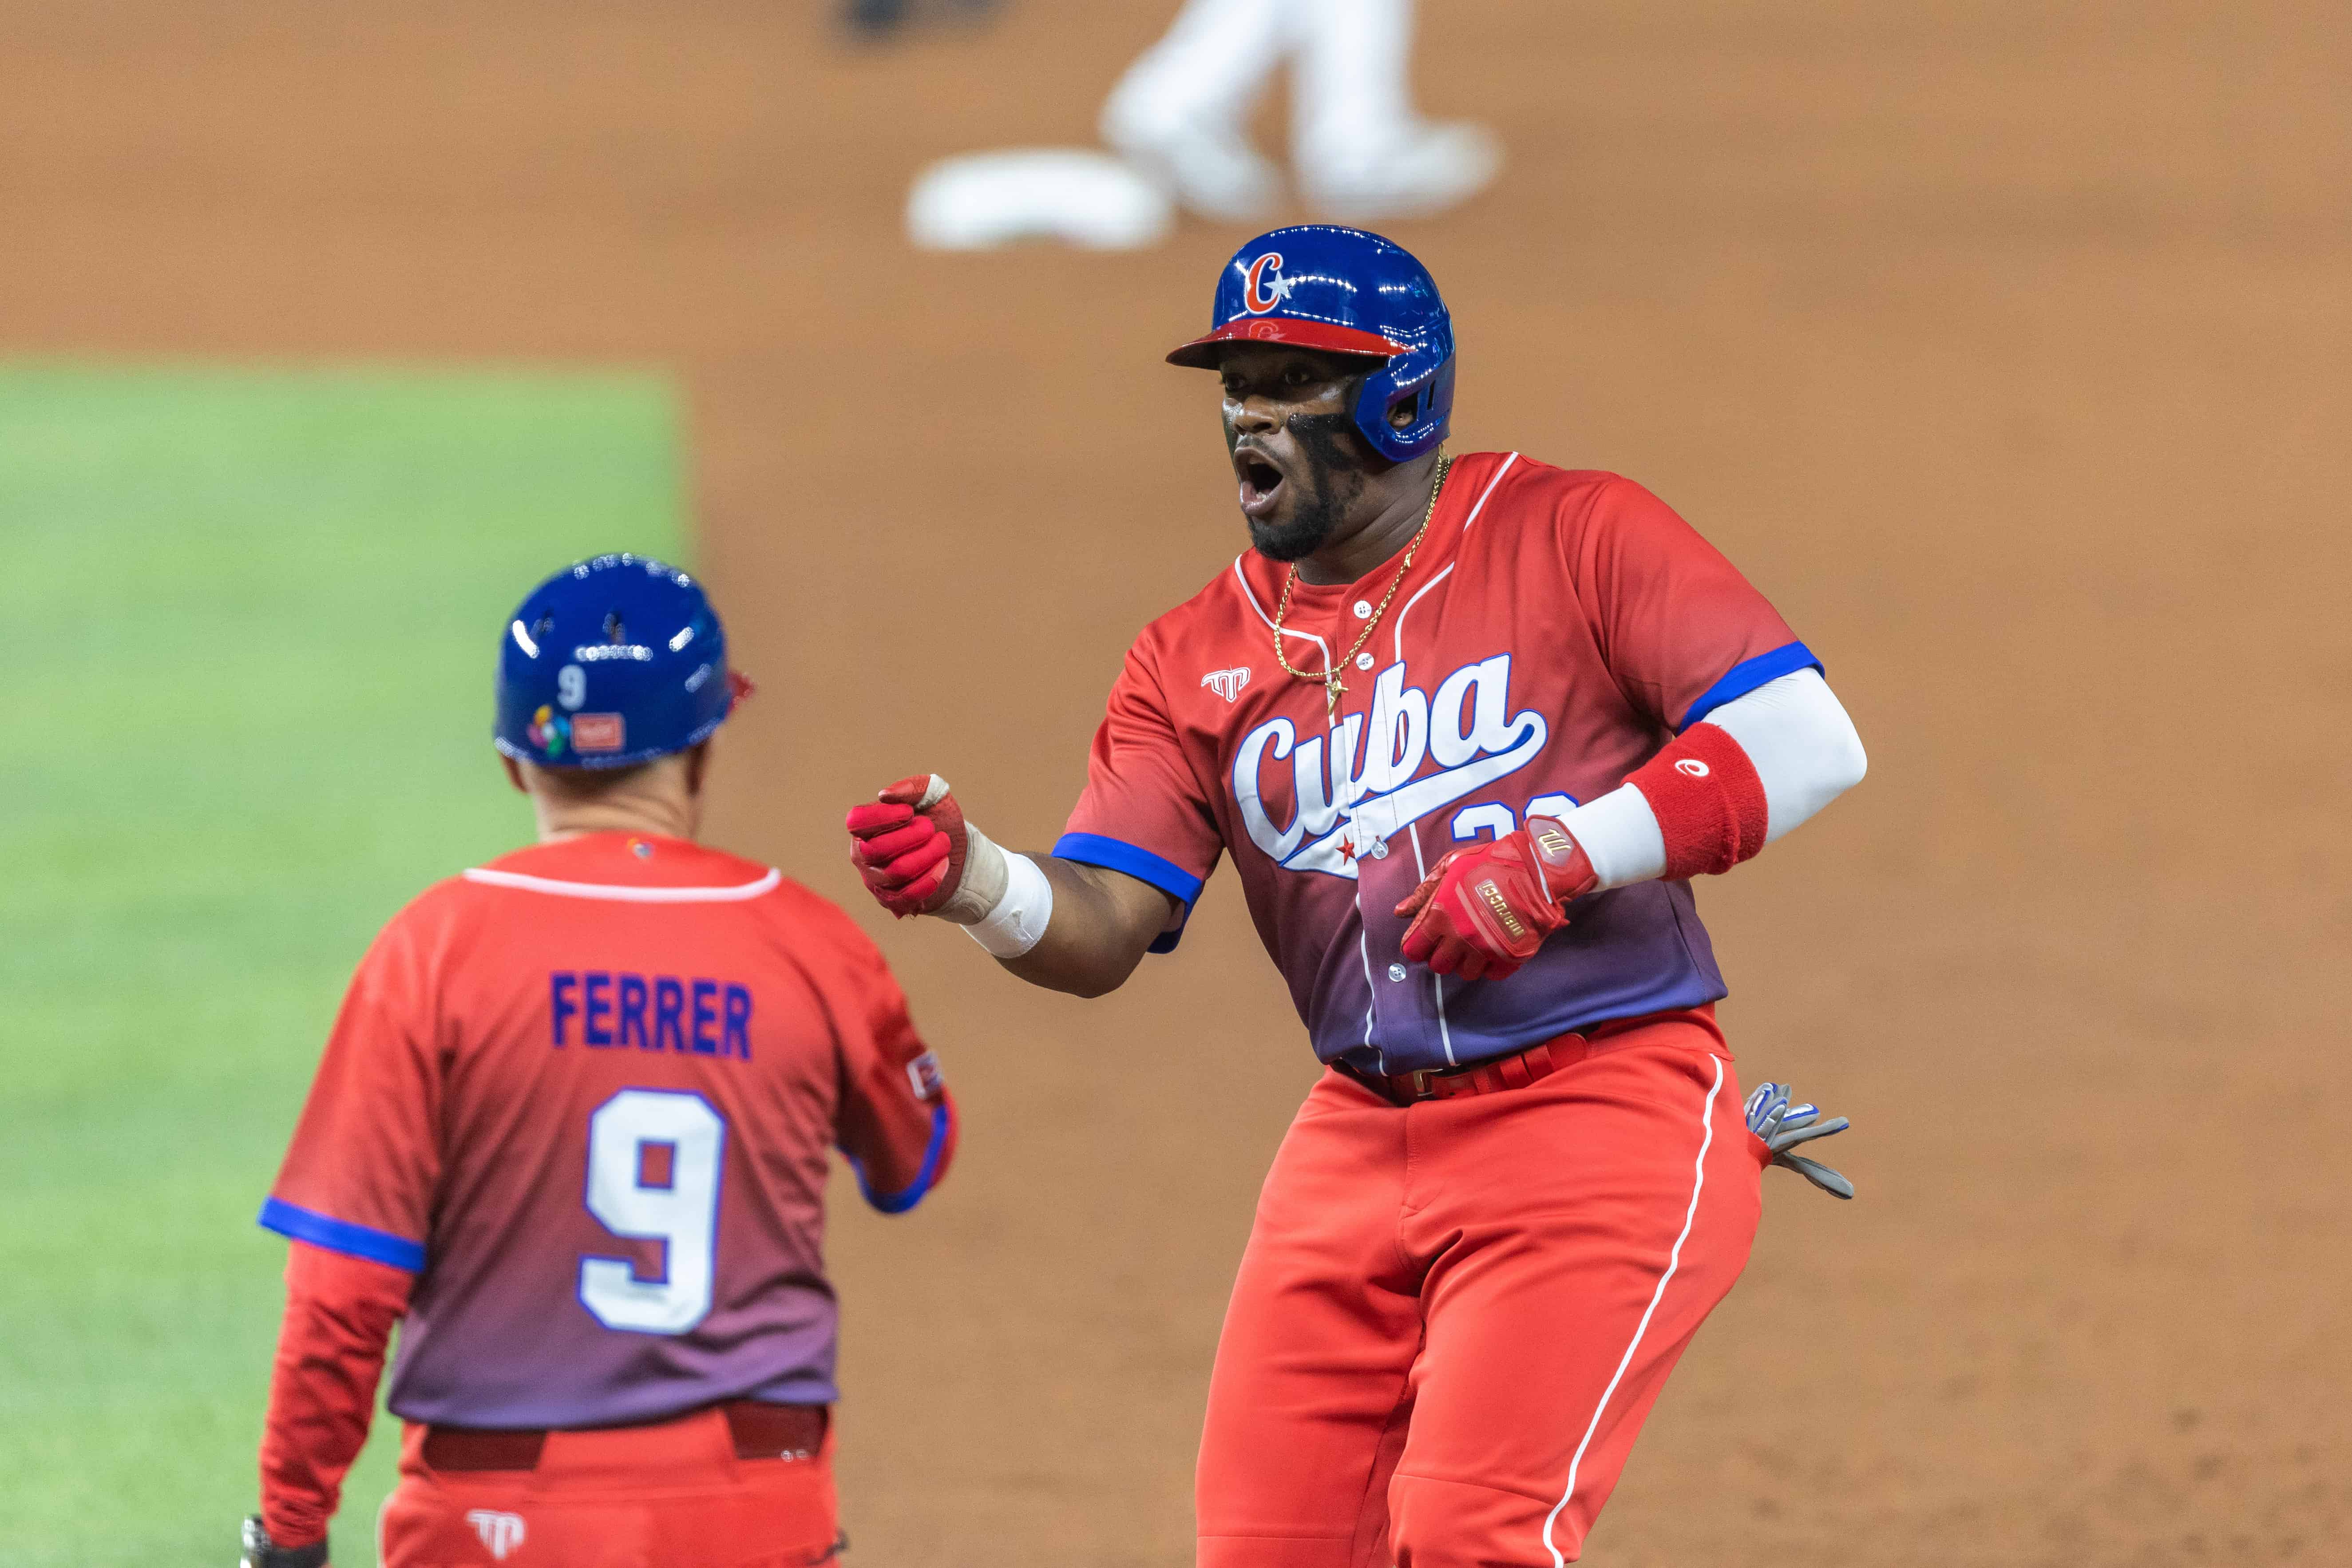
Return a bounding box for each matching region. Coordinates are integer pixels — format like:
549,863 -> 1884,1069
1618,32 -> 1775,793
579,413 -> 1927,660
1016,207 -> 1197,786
379,1407 -> 840,1568
1196,1010 -> 1764,1568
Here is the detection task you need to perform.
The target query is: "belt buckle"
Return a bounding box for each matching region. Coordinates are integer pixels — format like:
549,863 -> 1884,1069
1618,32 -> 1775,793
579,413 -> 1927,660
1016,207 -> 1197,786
1407,1068 -> 1438,1101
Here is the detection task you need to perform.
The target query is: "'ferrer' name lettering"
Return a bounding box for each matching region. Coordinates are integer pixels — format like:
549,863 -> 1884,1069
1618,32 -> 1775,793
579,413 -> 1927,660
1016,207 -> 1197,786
550,971 -> 752,1059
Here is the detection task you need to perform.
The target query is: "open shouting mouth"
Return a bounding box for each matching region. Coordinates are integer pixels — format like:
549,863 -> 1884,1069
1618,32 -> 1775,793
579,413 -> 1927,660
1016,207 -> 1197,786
1233,443 -> 1290,520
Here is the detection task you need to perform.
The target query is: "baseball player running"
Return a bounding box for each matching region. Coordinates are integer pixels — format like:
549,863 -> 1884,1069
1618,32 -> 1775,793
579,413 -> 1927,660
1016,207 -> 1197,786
241,557 -> 956,1568
845,226 -> 1864,1566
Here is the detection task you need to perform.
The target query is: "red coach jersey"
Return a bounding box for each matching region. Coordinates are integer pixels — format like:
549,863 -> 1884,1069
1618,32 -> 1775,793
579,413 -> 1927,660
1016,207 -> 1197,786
1059,452 -> 1818,1076
261,832 -> 953,1429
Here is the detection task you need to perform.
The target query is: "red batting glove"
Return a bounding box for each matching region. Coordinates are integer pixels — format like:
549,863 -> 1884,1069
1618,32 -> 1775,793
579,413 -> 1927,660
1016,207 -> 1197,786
846,774 -> 970,918
1394,816 -> 1600,981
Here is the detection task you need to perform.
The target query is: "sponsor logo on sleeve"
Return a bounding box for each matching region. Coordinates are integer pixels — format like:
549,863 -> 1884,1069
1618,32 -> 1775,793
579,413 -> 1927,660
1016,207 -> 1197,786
906,1050 -> 944,1101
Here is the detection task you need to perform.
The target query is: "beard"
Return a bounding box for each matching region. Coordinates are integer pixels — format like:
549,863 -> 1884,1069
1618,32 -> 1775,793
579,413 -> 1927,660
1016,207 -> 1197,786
1244,412 -> 1371,562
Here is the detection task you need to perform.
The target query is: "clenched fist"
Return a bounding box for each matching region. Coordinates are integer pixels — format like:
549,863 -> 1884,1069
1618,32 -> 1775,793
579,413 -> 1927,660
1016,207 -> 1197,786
846,774 -> 971,918
1394,816 -> 1599,981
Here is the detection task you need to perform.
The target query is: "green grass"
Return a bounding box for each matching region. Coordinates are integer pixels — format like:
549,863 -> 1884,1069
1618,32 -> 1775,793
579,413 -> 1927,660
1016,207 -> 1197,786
0,364 -> 686,1563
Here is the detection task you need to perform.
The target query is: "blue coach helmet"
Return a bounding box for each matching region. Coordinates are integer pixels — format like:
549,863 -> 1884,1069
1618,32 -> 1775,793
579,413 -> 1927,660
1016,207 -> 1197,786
1166,225 -> 1455,463
494,554 -> 745,771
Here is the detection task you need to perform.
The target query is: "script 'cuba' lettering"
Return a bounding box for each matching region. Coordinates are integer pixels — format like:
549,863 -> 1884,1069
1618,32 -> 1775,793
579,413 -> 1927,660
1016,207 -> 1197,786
1234,654 -> 1547,873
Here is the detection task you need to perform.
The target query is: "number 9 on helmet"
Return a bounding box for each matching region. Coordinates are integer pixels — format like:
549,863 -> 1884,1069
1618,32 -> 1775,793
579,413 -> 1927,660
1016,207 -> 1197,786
493,554 -> 749,770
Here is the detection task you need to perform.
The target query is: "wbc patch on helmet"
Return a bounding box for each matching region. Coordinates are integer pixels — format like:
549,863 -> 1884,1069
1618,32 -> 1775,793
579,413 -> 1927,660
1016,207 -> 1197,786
527,705 -> 570,757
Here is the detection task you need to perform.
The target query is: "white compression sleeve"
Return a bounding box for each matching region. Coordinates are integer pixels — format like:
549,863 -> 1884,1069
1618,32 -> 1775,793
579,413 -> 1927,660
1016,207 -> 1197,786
1702,668 -> 1868,843
1560,669 -> 1867,889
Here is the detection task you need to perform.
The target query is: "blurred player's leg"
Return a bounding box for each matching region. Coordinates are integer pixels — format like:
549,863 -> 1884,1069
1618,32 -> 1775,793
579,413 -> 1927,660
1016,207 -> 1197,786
1290,0 -> 1499,219
846,0 -> 998,42
1195,1073 -> 1422,1568
379,1406 -> 841,1568
1384,1031 -> 1763,1566
1101,0 -> 1290,220
846,0 -> 908,35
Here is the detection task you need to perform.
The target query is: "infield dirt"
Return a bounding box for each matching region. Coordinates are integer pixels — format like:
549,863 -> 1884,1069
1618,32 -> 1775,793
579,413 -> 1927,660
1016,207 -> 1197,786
7,3 -> 2347,1563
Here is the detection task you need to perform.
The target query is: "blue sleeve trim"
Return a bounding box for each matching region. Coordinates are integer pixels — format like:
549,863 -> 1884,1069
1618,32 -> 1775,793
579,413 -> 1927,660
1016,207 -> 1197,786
258,1196 -> 427,1273
1052,833 -> 1206,906
1052,833 -> 1204,954
1678,641 -> 1823,732
847,1100 -> 951,1216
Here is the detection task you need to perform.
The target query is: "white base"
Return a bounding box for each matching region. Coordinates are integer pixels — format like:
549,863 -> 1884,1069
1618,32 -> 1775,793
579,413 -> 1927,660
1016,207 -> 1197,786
907,149 -> 1175,252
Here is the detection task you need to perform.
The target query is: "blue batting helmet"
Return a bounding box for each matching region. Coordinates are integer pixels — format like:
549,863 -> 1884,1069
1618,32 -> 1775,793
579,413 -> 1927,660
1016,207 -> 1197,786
494,554 -> 746,770
1166,225 -> 1455,463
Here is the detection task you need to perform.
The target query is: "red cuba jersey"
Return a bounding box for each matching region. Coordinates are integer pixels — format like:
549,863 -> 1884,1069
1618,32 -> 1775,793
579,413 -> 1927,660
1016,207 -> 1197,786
261,832 -> 953,1429
1058,452 -> 1817,1076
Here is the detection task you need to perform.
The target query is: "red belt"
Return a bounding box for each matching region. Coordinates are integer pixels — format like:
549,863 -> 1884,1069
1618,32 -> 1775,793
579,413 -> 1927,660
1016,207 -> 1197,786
1340,1007 -> 1724,1106
1339,1035 -> 1581,1105
421,1400 -> 828,1472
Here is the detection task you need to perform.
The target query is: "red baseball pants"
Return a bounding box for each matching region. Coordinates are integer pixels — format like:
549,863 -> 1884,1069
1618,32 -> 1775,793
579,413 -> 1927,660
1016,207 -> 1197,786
1196,1009 -> 1765,1568
379,1407 -> 840,1568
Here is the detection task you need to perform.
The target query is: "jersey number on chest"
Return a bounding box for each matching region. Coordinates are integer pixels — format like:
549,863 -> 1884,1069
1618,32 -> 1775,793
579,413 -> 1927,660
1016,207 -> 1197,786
580,1089 -> 726,1335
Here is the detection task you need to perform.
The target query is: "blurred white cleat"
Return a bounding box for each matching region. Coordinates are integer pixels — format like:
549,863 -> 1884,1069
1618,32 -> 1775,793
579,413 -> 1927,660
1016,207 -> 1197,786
1101,98 -> 1284,222
1300,120 -> 1502,221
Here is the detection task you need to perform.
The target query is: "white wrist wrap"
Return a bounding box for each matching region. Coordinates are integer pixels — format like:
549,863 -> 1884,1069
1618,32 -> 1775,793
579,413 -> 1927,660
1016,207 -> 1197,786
937,818 -> 1009,925
963,846 -> 1053,959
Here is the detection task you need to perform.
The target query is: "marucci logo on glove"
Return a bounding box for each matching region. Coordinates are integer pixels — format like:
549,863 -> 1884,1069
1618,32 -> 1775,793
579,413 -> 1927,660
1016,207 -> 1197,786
1475,879 -> 1526,940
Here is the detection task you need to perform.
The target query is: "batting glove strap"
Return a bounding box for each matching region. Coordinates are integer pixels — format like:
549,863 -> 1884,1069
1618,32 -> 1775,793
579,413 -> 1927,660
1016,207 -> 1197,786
242,1516 -> 329,1568
1394,817 -> 1598,981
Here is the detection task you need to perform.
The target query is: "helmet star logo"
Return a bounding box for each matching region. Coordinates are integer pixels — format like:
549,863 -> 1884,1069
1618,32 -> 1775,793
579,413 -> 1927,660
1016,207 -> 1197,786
1242,252 -> 1293,314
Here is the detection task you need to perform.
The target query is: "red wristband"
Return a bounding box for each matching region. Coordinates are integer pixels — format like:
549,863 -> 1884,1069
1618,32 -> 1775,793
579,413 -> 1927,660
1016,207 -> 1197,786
1625,722 -> 1769,880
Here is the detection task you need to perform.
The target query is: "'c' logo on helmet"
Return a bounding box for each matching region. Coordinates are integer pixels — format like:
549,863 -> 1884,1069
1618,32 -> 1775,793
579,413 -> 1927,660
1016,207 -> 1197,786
1242,252 -> 1288,314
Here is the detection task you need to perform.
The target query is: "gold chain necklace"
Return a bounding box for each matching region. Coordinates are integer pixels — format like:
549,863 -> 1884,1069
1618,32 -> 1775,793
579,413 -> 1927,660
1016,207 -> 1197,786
1272,453 -> 1452,718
